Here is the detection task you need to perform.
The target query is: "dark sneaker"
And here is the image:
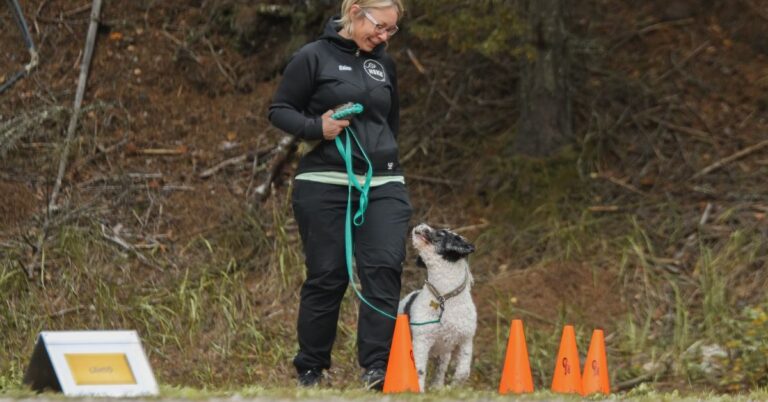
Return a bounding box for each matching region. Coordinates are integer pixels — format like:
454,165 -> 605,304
361,367 -> 386,391
297,368 -> 323,387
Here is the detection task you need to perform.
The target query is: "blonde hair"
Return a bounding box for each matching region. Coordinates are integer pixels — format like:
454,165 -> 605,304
338,0 -> 404,34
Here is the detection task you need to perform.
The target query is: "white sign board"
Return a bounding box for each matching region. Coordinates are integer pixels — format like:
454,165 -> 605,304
24,330 -> 159,397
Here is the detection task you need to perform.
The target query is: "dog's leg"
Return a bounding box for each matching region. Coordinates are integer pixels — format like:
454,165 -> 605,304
451,338 -> 473,385
429,350 -> 451,389
412,337 -> 433,392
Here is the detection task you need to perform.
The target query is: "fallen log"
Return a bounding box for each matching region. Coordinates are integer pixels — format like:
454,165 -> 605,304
253,135 -> 297,202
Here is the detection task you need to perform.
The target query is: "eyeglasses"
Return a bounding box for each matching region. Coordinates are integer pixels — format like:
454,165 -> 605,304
362,10 -> 399,37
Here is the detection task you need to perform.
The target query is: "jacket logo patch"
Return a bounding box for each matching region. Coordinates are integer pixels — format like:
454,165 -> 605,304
338,65 -> 352,71
363,59 -> 386,82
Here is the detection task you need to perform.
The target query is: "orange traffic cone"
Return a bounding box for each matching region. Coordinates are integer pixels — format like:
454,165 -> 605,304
551,325 -> 583,395
582,329 -> 610,395
499,319 -> 534,394
383,314 -> 420,393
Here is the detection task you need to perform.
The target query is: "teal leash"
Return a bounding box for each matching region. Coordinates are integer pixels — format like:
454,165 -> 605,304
332,104 -> 441,326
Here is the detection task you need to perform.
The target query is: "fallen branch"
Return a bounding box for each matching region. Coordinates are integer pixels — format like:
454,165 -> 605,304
67,137 -> 128,180
246,136 -> 266,199
62,3 -> 91,16
34,0 -> 51,27
160,184 -> 195,192
405,48 -> 427,75
203,36 -> 236,87
100,223 -> 162,270
79,183 -> 194,193
199,148 -> 274,179
0,0 -> 39,94
614,363 -> 668,391
400,138 -> 427,164
699,202 -> 713,226
590,171 -> 648,195
76,173 -> 153,188
648,117 -> 715,144
692,138 -> 768,179
159,29 -> 203,64
35,2 -> 92,24
126,144 -> 188,156
652,41 -> 709,85
254,135 -> 297,201
126,172 -> 163,180
49,0 -> 103,208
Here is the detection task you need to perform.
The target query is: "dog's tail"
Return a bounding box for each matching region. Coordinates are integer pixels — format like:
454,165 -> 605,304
398,290 -> 420,317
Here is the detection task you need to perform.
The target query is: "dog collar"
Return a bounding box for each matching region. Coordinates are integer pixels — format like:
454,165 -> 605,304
424,267 -> 470,308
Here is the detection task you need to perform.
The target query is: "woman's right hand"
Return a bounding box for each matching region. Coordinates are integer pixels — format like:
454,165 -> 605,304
321,109 -> 350,140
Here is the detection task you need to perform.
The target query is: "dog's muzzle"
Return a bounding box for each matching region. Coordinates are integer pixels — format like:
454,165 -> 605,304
412,224 -> 434,243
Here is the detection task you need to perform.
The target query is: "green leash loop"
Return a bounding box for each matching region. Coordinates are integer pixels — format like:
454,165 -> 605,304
332,104 -> 441,326
334,127 -> 372,226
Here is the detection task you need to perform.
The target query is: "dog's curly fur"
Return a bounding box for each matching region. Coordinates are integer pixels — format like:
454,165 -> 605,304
398,223 -> 477,391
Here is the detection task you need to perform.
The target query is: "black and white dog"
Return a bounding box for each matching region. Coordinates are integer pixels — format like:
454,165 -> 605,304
398,223 -> 477,391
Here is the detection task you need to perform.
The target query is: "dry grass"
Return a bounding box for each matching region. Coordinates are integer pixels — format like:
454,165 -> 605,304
3,0 -> 768,396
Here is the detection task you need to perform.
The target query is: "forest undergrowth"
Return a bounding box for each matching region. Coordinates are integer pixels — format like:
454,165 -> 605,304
1,0 -> 767,395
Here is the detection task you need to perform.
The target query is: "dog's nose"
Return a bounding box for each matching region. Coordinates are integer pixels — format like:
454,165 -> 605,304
412,223 -> 433,235
412,224 -> 434,245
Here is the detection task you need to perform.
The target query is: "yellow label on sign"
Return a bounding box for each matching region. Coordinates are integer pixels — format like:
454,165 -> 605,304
64,353 -> 137,385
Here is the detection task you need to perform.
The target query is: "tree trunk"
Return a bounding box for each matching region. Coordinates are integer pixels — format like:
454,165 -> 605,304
513,0 -> 571,156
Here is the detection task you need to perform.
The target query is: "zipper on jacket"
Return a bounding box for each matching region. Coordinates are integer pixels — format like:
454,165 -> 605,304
357,55 -> 373,156
355,49 -> 360,57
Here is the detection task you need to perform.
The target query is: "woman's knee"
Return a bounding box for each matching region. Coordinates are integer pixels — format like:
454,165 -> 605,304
356,264 -> 402,300
303,266 -> 348,293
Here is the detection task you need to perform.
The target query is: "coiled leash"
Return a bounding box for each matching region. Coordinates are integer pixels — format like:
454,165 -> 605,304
332,103 -> 441,326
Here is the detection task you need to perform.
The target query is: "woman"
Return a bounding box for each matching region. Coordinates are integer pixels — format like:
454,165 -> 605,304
268,0 -> 410,390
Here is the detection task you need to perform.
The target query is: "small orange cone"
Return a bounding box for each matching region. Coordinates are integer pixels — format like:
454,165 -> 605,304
383,314 -> 420,393
499,319 -> 534,394
582,329 -> 610,395
551,325 -> 583,395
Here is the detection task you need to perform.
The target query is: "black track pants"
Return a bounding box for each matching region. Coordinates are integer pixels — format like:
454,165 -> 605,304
291,180 -> 412,371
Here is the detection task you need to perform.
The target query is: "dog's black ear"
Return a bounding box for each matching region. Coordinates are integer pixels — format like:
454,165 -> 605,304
441,232 -> 475,262
416,255 -> 427,269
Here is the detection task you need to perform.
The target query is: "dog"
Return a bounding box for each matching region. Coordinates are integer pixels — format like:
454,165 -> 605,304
398,223 -> 477,391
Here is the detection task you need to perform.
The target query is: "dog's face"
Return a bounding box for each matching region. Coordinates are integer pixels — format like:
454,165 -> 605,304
412,223 -> 475,265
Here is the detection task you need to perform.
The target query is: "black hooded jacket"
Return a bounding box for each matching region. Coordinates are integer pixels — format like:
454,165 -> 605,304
268,18 -> 401,177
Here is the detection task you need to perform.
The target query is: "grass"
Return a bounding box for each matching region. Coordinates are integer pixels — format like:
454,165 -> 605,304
0,201 -> 300,388
2,146 -> 767,395
2,382 -> 768,401
1,0 -> 767,398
